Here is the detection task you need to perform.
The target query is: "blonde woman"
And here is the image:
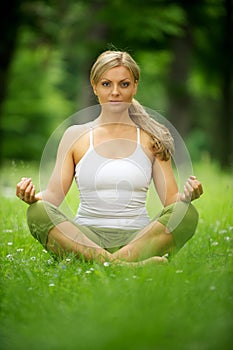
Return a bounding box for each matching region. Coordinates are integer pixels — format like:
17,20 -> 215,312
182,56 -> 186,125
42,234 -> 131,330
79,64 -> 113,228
16,50 -> 203,265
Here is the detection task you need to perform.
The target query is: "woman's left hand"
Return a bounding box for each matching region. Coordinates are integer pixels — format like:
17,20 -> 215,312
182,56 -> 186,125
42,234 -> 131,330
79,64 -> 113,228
180,176 -> 204,202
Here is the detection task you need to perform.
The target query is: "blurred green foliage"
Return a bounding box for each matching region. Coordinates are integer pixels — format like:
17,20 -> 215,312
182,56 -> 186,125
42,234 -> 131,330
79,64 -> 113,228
1,29 -> 73,160
0,0 -> 232,168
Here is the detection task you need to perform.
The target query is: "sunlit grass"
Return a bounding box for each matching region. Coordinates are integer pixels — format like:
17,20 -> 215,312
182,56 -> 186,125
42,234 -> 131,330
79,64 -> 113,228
0,160 -> 232,350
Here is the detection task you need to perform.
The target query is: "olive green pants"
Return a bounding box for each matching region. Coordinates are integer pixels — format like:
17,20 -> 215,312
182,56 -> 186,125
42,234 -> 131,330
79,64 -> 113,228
27,200 -> 199,253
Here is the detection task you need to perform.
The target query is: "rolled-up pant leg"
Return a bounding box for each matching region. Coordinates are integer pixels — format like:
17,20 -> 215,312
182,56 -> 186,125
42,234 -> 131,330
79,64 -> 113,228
156,201 -> 199,251
27,201 -> 69,248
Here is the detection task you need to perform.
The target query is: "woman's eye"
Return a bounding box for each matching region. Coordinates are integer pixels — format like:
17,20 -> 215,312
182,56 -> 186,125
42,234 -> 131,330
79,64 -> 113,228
121,82 -> 130,87
102,82 -> 110,87
101,81 -> 130,88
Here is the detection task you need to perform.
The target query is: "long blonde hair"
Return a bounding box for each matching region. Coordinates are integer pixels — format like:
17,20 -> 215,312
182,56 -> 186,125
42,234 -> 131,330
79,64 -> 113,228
90,50 -> 174,160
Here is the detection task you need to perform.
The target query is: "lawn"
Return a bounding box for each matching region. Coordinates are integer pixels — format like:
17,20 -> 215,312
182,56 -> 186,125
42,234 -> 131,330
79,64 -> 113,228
0,160 -> 232,350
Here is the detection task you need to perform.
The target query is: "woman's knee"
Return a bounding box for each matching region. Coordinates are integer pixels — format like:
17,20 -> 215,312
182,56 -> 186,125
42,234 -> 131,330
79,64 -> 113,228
180,203 -> 199,239
186,203 -> 199,229
26,200 -> 69,248
26,201 -> 52,247
27,200 -> 48,224
171,202 -> 199,250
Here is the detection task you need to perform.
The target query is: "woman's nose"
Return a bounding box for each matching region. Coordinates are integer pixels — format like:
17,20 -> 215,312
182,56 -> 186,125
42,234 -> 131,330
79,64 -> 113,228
111,84 -> 120,95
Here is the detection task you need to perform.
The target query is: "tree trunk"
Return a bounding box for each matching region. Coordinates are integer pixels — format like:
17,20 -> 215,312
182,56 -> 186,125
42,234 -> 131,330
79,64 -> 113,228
166,25 -> 193,138
0,0 -> 22,162
76,1 -> 108,108
0,0 -> 22,116
219,0 -> 233,169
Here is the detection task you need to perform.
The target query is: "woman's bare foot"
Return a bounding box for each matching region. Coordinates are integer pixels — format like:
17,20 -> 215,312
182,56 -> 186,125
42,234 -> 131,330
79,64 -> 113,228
111,255 -> 168,267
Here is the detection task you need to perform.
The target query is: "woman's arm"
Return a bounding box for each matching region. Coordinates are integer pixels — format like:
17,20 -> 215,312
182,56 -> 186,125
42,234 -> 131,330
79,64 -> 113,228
16,127 -> 78,206
152,157 -> 203,207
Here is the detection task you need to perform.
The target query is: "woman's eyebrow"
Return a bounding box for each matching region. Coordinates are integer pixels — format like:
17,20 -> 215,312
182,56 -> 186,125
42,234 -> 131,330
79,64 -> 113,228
100,78 -> 131,81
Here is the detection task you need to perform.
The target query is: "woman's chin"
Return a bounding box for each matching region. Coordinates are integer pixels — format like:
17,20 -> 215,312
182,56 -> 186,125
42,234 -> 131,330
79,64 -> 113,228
101,102 -> 131,113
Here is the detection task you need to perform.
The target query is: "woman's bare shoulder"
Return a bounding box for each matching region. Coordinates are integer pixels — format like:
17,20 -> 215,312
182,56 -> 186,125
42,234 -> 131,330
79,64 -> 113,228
55,123 -> 91,157
64,123 -> 92,164
62,123 -> 91,142
65,123 -> 91,135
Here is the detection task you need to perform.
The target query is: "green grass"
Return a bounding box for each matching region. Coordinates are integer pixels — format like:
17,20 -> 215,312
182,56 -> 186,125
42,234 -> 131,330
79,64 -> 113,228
0,160 -> 232,350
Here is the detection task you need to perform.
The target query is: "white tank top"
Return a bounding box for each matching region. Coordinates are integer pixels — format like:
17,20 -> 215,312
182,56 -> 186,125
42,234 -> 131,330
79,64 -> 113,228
75,126 -> 152,229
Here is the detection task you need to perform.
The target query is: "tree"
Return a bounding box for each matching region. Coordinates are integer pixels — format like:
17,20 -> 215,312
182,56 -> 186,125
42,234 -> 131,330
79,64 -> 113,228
0,0 -> 232,168
0,0 -> 22,115
219,0 -> 233,168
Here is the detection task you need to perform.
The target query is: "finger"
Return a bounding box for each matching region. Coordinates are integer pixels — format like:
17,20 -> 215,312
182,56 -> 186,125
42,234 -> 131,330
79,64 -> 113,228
20,178 -> 32,189
189,179 -> 203,198
187,177 -> 197,186
185,181 -> 194,194
24,183 -> 37,203
29,185 -> 36,203
16,178 -> 31,192
187,178 -> 198,191
27,185 -> 36,203
16,179 -> 24,196
24,182 -> 34,202
16,178 -> 32,199
189,176 -> 204,194
16,181 -> 25,198
183,185 -> 192,202
197,182 -> 204,195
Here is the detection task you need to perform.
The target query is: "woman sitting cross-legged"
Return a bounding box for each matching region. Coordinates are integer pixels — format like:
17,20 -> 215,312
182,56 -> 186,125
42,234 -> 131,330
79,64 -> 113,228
16,50 -> 203,265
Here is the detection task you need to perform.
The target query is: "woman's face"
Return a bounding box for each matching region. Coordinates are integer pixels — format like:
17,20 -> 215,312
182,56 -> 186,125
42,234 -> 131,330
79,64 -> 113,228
92,65 -> 138,107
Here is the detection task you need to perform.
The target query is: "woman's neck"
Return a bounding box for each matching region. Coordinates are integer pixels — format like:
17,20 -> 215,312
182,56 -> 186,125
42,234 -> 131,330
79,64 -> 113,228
94,107 -> 134,126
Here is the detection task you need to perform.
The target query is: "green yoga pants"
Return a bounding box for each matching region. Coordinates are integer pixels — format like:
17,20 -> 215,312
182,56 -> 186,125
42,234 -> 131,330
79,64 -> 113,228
27,200 -> 199,252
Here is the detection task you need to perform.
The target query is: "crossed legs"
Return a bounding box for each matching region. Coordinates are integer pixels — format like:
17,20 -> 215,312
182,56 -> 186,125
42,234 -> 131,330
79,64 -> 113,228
27,200 -> 198,264
46,220 -> 172,264
47,221 -> 112,263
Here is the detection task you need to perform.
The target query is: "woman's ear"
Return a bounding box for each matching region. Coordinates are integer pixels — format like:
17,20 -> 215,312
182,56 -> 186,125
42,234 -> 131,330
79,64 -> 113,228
92,81 -> 98,96
133,80 -> 138,96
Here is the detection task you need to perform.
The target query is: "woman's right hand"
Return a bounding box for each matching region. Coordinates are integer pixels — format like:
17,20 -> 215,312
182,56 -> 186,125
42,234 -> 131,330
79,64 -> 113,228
16,177 -> 41,204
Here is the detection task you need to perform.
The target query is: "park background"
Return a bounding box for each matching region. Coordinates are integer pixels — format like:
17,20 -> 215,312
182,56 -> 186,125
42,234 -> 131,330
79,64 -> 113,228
0,1 -> 233,350
0,0 -> 232,168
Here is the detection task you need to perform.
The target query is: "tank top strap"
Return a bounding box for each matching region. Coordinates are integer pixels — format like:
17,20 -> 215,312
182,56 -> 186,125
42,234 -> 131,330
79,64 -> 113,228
136,127 -> 141,145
